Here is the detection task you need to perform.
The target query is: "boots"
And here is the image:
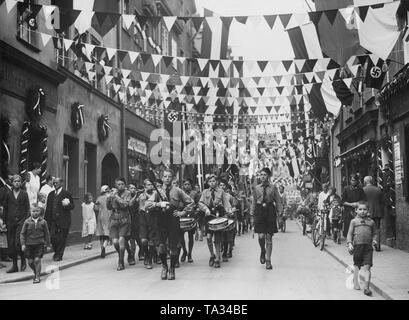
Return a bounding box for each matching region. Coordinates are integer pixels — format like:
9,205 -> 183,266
146,246 -> 154,269
168,255 -> 177,280
160,253 -> 168,280
6,258 -> 18,273
117,248 -> 125,271
222,242 -> 228,262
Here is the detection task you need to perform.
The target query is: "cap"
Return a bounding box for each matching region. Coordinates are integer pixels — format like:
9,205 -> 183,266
100,185 -> 110,193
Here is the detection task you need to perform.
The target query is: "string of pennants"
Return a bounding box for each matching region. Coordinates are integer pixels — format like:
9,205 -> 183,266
6,0 -> 393,56
127,102 -> 314,118
46,28 -> 365,77
58,41 -> 364,85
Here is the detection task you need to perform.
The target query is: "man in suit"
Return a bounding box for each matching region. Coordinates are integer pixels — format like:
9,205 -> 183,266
363,176 -> 386,251
3,175 -> 30,273
0,174 -> 13,262
45,177 -> 74,261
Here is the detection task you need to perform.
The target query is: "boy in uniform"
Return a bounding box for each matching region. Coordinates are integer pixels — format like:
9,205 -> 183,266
251,168 -> 280,270
145,169 -> 194,280
197,175 -> 232,268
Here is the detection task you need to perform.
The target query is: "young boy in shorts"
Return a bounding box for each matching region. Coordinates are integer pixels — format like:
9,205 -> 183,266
346,201 -> 376,296
20,204 -> 51,283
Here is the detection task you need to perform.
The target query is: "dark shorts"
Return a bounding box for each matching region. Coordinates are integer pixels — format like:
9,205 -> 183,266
157,213 -> 180,251
25,244 -> 45,259
130,214 -> 140,240
353,244 -> 373,268
331,218 -> 342,230
222,229 -> 235,243
139,211 -> 158,244
254,205 -> 278,235
109,218 -> 131,239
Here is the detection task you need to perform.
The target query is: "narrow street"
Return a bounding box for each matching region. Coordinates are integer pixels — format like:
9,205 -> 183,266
0,221 -> 381,300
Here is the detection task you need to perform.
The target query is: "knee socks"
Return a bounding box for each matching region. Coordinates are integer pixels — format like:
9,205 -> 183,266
207,237 -> 214,257
258,237 -> 266,254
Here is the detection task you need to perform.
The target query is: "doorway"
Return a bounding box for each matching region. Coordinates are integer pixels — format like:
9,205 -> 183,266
101,153 -> 119,188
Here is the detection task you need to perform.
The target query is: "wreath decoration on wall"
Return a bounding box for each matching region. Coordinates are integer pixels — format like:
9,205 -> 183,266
97,114 -> 111,142
0,114 -> 11,180
25,86 -> 45,121
71,102 -> 85,131
19,122 -> 48,185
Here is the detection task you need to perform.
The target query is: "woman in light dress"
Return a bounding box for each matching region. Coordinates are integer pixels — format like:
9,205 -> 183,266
94,186 -> 112,258
25,162 -> 42,205
82,193 -> 96,249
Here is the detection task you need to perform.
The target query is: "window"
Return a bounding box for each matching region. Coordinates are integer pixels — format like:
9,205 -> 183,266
171,37 -> 178,70
63,135 -> 79,197
161,24 -> 169,55
124,0 -> 130,14
404,31 -> 409,64
63,141 -> 69,191
17,0 -> 40,50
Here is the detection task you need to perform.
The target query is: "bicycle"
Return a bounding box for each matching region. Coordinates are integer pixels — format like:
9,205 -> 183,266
312,208 -> 329,250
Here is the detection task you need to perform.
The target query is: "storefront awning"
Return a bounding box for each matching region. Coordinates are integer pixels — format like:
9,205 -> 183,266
340,139 -> 375,159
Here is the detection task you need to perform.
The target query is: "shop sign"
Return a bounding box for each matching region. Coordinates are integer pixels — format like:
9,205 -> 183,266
128,136 -> 147,156
393,135 -> 403,184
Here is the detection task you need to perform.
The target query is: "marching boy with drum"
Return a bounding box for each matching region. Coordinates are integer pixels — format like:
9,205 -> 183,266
145,169 -> 194,280
251,167 -> 281,270
218,180 -> 239,261
178,179 -> 201,264
197,175 -> 232,269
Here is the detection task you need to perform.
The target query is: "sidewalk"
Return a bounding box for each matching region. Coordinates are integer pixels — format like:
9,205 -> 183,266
296,220 -> 409,300
0,240 -> 115,284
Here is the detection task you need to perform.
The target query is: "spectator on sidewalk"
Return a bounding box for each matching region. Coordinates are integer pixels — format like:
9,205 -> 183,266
347,201 -> 376,297
0,206 -> 7,269
363,176 -> 385,252
342,174 -> 366,239
38,175 -> 54,211
20,203 -> 51,284
318,183 -> 331,237
318,183 -> 330,212
44,177 -> 75,261
3,175 -> 30,273
25,163 -> 41,206
0,174 -> 12,262
94,185 -> 111,258
82,193 -> 96,250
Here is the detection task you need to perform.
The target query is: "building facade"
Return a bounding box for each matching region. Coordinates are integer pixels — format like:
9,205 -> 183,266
0,0 -> 198,240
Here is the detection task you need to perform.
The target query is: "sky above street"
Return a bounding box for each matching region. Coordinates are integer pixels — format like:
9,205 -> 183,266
195,0 -> 316,61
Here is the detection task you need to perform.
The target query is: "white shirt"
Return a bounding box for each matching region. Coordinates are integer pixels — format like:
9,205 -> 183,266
55,187 -> 62,196
26,171 -> 40,205
39,184 -> 54,197
39,184 -> 54,211
32,217 -> 39,227
318,191 -> 330,211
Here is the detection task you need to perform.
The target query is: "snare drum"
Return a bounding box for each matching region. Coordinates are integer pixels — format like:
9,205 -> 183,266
224,219 -> 235,232
180,217 -> 197,232
208,217 -> 229,232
